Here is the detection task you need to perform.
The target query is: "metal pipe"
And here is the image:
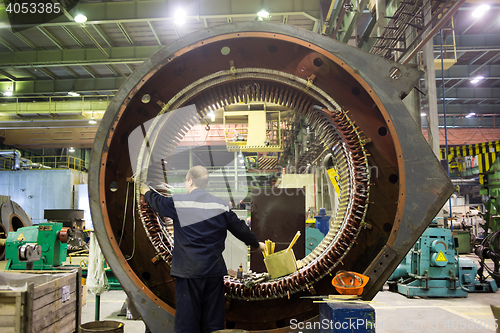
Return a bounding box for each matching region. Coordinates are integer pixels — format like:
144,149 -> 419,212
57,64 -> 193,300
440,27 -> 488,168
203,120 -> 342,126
322,0 -> 338,34
95,294 -> 100,321
0,149 -> 21,170
440,29 -> 453,220
332,2 -> 348,39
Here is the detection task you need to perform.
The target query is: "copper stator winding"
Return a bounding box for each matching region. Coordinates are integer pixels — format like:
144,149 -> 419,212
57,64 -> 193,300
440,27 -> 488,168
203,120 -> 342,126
137,79 -> 370,300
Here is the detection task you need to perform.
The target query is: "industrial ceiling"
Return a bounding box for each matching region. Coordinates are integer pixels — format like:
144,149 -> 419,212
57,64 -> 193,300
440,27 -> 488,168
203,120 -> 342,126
0,0 -> 498,148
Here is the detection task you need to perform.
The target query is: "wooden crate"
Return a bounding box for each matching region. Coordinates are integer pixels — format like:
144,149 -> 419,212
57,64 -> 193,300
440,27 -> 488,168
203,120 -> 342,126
0,269 -> 82,333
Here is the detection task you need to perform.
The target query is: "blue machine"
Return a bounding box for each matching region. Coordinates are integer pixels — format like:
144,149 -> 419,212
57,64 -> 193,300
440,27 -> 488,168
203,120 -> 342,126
306,227 -> 325,255
389,226 -> 497,297
315,208 -> 331,236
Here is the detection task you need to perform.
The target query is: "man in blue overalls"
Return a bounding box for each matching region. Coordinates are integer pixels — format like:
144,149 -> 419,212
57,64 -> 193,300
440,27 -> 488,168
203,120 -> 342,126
141,165 -> 265,332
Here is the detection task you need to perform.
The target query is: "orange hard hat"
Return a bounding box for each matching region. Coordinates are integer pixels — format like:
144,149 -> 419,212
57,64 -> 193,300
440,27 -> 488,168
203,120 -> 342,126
332,271 -> 370,296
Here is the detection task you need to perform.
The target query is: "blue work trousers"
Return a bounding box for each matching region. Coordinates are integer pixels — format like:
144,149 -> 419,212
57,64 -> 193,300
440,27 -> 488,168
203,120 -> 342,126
175,276 -> 225,333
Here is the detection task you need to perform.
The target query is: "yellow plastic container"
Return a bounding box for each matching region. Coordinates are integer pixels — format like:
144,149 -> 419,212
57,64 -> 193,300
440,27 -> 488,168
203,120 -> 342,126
264,249 -> 298,279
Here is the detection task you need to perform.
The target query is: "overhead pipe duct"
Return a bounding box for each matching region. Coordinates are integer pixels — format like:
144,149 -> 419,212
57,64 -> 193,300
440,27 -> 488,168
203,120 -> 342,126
89,22 -> 453,332
0,150 -> 21,170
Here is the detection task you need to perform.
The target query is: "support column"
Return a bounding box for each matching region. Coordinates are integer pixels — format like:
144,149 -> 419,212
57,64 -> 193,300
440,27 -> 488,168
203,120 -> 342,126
402,27 -> 421,127
375,0 -> 388,37
423,2 -> 447,222
422,2 -> 440,158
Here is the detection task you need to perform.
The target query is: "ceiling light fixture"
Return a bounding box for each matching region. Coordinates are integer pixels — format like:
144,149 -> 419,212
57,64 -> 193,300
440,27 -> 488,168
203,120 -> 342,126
74,14 -> 87,24
470,76 -> 484,84
421,112 -> 427,117
69,147 -> 75,153
68,91 -> 80,97
466,112 -> 476,118
3,90 -> 13,97
257,9 -> 270,21
471,4 -> 490,18
173,9 -> 186,25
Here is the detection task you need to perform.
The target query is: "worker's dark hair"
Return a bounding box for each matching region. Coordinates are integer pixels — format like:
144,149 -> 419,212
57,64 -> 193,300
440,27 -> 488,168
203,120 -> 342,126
187,165 -> 209,189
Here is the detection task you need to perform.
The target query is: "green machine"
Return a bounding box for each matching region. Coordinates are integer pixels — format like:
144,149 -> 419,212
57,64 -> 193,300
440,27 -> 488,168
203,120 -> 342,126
476,156 -> 500,286
5,222 -> 69,270
388,225 -> 497,297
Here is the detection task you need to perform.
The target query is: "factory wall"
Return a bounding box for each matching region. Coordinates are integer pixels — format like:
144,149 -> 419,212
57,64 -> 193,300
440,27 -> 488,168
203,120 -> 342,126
73,184 -> 92,229
277,174 -> 315,210
0,169 -> 88,224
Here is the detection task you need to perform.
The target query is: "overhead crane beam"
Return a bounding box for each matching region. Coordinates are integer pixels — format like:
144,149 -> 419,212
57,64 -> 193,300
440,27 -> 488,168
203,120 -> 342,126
91,24 -> 114,48
61,26 -> 86,48
0,36 -> 19,51
117,23 -> 135,45
0,69 -> 17,81
37,26 -> 65,50
0,77 -> 125,95
0,46 -> 160,68
0,0 -> 321,30
81,26 -> 110,58
12,31 -> 37,49
148,21 -> 162,46
62,66 -> 79,78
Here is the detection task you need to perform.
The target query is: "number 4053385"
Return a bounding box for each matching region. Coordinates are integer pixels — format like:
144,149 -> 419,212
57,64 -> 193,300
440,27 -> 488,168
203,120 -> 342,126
6,2 -> 62,14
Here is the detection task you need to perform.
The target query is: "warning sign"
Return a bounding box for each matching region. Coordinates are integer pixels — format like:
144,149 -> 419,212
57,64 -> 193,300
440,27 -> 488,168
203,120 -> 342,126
16,233 -> 25,241
436,251 -> 447,262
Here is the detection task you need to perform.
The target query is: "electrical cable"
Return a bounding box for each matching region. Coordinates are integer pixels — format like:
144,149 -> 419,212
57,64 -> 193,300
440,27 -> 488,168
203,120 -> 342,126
479,230 -> 500,278
118,181 -> 130,247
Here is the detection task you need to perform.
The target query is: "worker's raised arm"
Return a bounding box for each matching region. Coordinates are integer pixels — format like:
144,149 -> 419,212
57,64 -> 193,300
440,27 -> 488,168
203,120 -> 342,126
226,211 -> 260,249
142,185 -> 175,218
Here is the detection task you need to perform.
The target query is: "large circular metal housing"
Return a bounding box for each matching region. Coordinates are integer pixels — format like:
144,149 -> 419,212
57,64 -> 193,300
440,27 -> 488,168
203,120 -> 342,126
89,22 -> 453,332
0,200 -> 32,260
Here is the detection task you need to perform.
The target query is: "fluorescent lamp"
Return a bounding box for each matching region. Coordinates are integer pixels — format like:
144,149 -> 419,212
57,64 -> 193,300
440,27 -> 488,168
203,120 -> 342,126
466,112 -> 476,118
173,9 -> 186,25
472,4 -> 490,18
257,9 -> 270,20
3,90 -> 12,97
68,91 -> 80,97
470,76 -> 484,84
74,14 -> 87,24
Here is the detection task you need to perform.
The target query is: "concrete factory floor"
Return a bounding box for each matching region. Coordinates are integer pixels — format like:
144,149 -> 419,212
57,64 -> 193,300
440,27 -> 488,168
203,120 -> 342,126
81,290 -> 146,332
82,282 -> 500,333
3,255 -> 499,332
